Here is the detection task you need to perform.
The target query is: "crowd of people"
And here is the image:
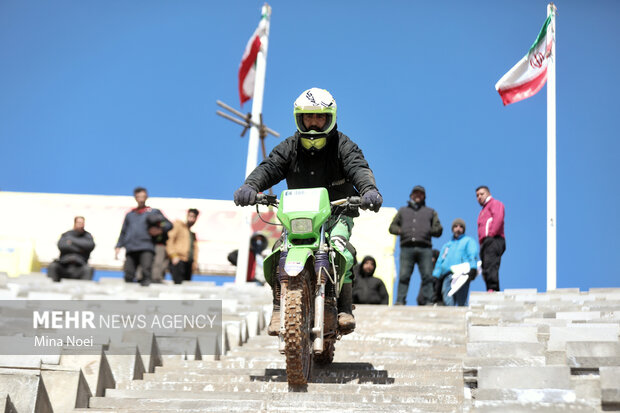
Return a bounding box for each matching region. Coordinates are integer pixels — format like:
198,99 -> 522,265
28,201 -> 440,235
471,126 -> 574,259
390,184 -> 506,307
48,187 -> 200,286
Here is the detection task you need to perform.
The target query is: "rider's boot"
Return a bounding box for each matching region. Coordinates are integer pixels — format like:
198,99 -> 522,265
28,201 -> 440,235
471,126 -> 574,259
337,282 -> 356,334
267,281 -> 281,336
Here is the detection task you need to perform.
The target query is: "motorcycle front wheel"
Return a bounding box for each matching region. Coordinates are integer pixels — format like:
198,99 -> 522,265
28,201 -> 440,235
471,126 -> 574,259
283,268 -> 314,385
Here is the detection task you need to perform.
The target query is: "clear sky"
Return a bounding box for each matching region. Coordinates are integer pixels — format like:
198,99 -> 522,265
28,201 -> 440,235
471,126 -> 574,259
1,0 -> 619,295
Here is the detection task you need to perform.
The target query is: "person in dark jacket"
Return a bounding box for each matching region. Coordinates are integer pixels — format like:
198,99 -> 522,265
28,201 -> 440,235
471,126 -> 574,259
47,216 -> 95,282
389,185 -> 443,305
352,256 -> 389,305
146,210 -> 172,283
234,88 -> 383,336
115,187 -> 169,287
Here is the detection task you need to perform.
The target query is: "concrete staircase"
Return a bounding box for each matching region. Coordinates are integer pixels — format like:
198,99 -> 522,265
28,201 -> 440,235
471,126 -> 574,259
82,305 -> 467,412
1,272 -> 619,412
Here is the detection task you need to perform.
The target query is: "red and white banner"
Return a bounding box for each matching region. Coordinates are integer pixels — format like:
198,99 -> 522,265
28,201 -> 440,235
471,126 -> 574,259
238,17 -> 268,106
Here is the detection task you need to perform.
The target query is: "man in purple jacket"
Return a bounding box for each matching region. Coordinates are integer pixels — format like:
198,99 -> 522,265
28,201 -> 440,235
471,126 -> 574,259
476,186 -> 506,292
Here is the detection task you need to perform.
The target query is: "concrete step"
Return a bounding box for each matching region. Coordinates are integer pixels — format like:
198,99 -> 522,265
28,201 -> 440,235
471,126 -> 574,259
92,388 -> 462,406
140,367 -> 463,385
78,399 -> 458,413
115,380 -> 462,394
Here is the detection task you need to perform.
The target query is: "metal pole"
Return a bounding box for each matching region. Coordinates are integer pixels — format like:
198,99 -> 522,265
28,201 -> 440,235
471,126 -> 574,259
236,3 -> 272,284
546,3 -> 557,291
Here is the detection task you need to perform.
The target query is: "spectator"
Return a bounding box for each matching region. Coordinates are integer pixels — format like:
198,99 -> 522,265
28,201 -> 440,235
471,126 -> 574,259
352,256 -> 389,305
47,216 -> 95,282
166,208 -> 200,284
389,185 -> 443,305
115,187 -> 167,287
475,186 -> 506,292
433,218 -> 479,306
147,210 -> 172,283
227,232 -> 269,283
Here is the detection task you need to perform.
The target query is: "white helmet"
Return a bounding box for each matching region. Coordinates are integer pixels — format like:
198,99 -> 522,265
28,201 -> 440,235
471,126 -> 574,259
293,88 -> 337,137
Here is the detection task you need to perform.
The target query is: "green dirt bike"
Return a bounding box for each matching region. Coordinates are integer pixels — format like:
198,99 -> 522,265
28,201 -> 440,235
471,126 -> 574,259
253,187 -> 360,385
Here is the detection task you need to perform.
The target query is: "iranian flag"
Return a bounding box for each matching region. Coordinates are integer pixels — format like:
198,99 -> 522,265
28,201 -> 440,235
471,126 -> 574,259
495,15 -> 554,105
238,17 -> 268,106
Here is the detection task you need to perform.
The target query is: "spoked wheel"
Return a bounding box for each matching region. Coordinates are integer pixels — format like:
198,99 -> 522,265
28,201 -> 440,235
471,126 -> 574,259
313,338 -> 335,365
283,270 -> 314,385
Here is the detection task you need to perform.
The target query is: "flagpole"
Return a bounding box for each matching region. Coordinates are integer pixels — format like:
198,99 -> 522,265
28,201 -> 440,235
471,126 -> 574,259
236,3 -> 272,284
546,3 -> 557,291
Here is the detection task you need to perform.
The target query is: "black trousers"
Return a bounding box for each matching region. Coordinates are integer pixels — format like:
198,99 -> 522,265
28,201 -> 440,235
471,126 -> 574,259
480,236 -> 506,291
47,261 -> 94,282
170,260 -> 193,284
124,250 -> 154,285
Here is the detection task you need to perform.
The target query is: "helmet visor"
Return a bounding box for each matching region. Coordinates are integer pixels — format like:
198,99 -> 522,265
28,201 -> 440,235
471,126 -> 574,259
295,113 -> 333,133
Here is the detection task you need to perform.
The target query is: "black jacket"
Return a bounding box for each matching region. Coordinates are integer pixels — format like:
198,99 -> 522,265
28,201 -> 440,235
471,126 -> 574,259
244,128 -> 378,216
389,200 -> 443,248
352,256 -> 389,305
116,207 -> 170,253
57,230 -> 95,265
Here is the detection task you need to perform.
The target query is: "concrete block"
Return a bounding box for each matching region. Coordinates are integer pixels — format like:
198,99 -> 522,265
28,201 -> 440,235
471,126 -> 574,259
0,355 -> 41,369
556,311 -> 601,321
522,318 -> 570,327
240,310 -> 260,338
466,342 -> 545,358
26,291 -> 74,300
59,347 -> 115,397
41,368 -> 91,411
474,388 -> 577,403
567,341 -> 620,357
121,330 -> 161,373
477,366 -> 571,389
0,289 -> 16,300
504,289 -> 539,295
0,369 -> 53,413
601,367 -> 620,404
468,326 -> 538,343
105,343 -> 146,384
464,356 -> 545,369
0,393 -> 16,413
548,324 -> 620,351
156,336 -> 201,361
571,375 -> 602,407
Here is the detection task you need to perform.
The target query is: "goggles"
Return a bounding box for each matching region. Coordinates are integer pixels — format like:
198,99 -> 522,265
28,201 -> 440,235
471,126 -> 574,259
300,137 -> 327,150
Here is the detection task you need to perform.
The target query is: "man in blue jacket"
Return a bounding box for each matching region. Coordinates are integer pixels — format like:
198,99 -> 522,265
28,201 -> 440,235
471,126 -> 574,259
432,218 -> 479,306
115,187 -> 171,286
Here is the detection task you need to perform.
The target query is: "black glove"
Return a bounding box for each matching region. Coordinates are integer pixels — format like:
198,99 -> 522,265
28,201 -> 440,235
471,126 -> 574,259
361,189 -> 383,212
468,268 -> 477,281
234,184 -> 257,206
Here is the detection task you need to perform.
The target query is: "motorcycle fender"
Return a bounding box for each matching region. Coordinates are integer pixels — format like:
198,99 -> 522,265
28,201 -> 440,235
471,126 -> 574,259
262,249 -> 280,286
283,248 -> 314,277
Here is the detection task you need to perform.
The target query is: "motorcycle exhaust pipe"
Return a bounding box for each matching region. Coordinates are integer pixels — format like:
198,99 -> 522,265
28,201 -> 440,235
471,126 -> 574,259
313,283 -> 325,353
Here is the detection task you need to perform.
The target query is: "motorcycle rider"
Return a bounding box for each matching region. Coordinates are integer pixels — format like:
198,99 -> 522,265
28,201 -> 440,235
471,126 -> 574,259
234,87 -> 382,335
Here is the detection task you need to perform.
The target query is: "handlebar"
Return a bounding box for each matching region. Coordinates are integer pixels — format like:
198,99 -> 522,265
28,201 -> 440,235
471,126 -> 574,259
255,193 -> 279,207
254,194 -> 362,209
330,196 -> 361,207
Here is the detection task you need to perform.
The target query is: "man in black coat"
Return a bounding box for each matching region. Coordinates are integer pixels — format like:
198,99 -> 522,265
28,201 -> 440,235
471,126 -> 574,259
47,216 -> 95,281
389,185 -> 443,305
352,256 -> 389,305
234,88 -> 383,335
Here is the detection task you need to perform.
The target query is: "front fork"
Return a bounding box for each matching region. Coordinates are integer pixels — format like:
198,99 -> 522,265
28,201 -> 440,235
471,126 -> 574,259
313,225 -> 330,353
276,225 -> 334,355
